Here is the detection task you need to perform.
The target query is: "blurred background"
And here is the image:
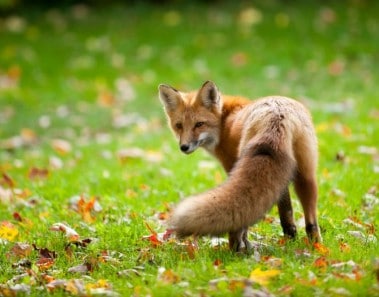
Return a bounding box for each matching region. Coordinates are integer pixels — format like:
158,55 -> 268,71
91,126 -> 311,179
0,0 -> 378,154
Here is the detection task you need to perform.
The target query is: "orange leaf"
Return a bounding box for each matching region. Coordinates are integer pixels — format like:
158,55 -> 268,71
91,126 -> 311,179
313,256 -> 329,270
339,242 -> 351,253
185,241 -> 197,259
158,268 -> 180,284
213,259 -> 223,268
313,242 -> 330,255
228,279 -> 249,291
142,222 -> 161,247
75,196 -> 101,223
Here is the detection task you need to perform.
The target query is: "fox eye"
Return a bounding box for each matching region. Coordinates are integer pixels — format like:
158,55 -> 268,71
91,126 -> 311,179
175,123 -> 183,130
194,122 -> 205,128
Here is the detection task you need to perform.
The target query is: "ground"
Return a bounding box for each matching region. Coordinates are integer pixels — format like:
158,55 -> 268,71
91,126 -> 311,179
0,1 -> 378,296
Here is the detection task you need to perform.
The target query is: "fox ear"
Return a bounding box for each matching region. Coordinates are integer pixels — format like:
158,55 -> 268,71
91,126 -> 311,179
158,84 -> 182,112
197,81 -> 221,110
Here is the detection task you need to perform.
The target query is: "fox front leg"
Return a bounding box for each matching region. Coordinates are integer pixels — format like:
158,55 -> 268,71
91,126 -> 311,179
228,227 -> 252,252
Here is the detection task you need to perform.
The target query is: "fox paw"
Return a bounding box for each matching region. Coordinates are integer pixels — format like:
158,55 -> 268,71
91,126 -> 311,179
306,224 -> 322,242
229,229 -> 252,253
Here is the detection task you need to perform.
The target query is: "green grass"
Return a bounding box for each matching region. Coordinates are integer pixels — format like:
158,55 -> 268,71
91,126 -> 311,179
0,1 -> 378,296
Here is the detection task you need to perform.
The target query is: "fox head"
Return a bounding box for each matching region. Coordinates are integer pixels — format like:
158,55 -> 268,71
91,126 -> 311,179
158,81 -> 222,154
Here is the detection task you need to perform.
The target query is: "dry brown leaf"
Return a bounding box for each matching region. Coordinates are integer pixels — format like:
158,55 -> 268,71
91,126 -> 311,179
51,139 -> 72,155
0,173 -> 15,188
36,257 -> 55,271
9,243 -> 32,258
50,222 -> 80,241
28,167 -> 49,180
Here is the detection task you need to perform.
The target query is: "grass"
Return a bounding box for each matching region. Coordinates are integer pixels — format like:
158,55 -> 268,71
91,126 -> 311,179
0,1 -> 378,296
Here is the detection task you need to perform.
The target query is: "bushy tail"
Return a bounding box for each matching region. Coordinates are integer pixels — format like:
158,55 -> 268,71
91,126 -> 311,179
168,136 -> 296,238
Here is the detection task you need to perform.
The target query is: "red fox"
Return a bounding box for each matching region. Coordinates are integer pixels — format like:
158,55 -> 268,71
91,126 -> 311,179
158,81 -> 321,251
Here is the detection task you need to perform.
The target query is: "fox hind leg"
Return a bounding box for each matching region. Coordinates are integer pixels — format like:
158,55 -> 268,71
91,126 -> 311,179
277,188 -> 297,238
229,227 -> 252,252
294,174 -> 321,242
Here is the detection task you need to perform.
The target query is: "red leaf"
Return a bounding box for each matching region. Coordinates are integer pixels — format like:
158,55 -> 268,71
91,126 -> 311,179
142,222 -> 162,247
313,256 -> 329,270
13,212 -> 23,222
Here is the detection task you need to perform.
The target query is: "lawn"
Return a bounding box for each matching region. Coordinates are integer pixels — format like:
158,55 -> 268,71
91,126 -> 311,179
0,1 -> 378,296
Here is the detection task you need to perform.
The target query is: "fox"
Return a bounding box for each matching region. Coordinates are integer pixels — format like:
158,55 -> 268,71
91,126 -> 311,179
158,81 -> 321,251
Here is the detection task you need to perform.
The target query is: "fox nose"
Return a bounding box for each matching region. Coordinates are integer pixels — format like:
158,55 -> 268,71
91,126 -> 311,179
180,144 -> 190,152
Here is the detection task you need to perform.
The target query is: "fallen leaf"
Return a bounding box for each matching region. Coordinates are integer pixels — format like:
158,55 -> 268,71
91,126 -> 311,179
0,284 -> 30,296
213,259 -> 223,268
49,156 -> 63,169
51,139 -> 72,155
67,263 -> 91,274
46,279 -> 67,292
11,214 -> 23,225
33,244 -> 57,259
313,242 -> 330,255
20,128 -> 37,144
36,257 -> 55,271
9,242 -> 32,258
158,267 -> 180,284
85,279 -> 111,290
0,221 -> 18,242
68,195 -> 102,223
142,222 -> 163,247
136,248 -> 155,265
11,258 -> 32,269
261,256 -> 283,268
28,167 -> 49,180
117,148 -> 163,163
65,279 -> 85,295
313,256 -> 329,270
358,145 -> 378,155
1,173 -> 15,188
98,90 -> 115,107
50,223 -> 80,241
339,241 -> 351,253
249,268 -> 281,286
209,277 -> 252,292
118,267 -> 144,278
328,287 -> 351,296
243,286 -> 276,297
347,230 -> 377,243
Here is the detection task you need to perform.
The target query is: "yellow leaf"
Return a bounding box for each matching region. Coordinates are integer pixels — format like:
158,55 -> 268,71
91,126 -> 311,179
0,221 -> 18,241
316,122 -> 330,133
86,279 -> 110,290
249,268 -> 280,286
158,268 -> 180,284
